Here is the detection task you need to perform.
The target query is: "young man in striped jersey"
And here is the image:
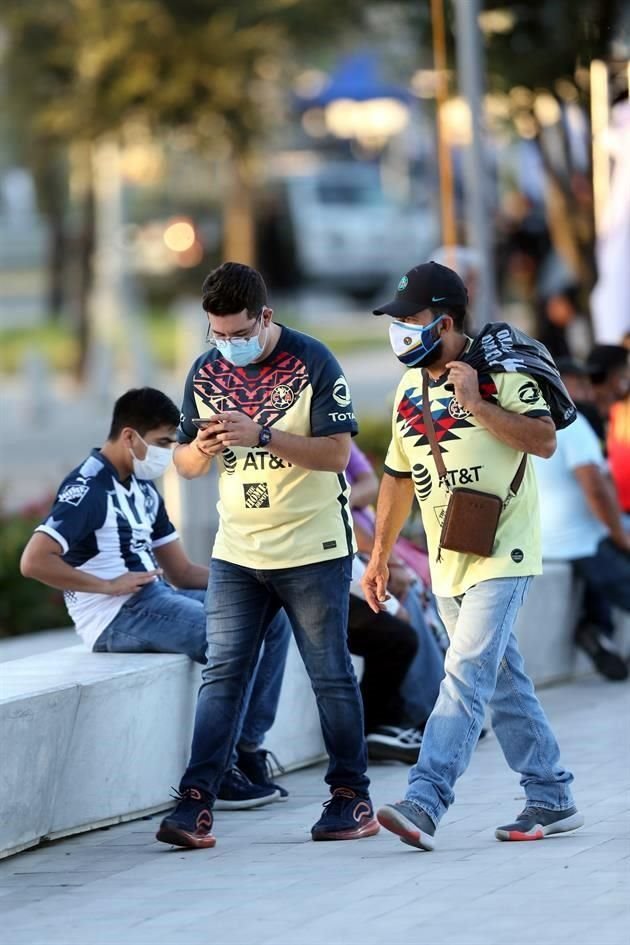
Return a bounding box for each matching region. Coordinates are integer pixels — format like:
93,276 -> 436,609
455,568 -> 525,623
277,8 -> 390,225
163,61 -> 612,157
21,386 -> 292,808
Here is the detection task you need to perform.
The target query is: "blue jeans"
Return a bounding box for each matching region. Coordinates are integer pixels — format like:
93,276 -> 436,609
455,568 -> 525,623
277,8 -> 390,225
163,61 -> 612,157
574,537 -> 630,613
400,582 -> 446,724
93,581 -> 292,753
406,576 -> 575,824
180,556 -> 369,799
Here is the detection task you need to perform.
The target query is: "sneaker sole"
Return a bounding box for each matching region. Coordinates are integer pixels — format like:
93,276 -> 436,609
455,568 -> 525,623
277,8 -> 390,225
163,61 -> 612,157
311,818 -> 380,841
376,805 -> 435,851
214,789 -> 280,811
495,811 -> 585,842
367,742 -> 420,765
156,825 -> 216,849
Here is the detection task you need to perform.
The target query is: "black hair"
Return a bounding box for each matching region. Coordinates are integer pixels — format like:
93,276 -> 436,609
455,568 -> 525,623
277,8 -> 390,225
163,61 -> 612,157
201,261 -> 268,317
586,345 -> 628,385
430,304 -> 467,332
108,388 -> 180,440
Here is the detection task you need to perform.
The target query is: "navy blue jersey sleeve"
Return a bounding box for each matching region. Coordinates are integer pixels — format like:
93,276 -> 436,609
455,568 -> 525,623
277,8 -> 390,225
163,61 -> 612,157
309,345 -> 358,438
151,492 -> 178,547
35,476 -> 106,555
177,359 -> 201,444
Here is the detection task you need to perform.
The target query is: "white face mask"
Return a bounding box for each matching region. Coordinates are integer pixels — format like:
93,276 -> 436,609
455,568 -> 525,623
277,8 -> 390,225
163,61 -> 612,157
130,432 -> 173,480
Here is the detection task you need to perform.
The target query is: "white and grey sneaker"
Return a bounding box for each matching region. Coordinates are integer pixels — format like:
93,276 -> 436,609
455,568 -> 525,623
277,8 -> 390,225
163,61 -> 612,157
495,805 -> 584,841
366,726 -> 423,765
377,800 -> 436,851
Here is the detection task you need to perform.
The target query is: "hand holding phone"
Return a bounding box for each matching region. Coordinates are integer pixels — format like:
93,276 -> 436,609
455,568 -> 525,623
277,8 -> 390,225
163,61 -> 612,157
191,417 -> 224,457
191,417 -> 221,431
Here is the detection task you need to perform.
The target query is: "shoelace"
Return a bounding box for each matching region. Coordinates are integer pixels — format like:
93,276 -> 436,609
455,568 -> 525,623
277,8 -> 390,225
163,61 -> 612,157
260,749 -> 286,779
320,787 -> 357,813
169,786 -> 206,803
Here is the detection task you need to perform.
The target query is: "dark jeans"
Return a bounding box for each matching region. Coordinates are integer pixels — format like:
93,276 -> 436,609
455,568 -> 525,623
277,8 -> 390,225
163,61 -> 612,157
94,581 -> 292,757
574,538 -> 630,628
180,556 -> 369,799
347,596 -> 418,733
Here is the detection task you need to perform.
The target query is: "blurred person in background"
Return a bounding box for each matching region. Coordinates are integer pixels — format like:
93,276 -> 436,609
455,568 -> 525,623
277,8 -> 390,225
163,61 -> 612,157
607,394 -> 630,519
533,359 -> 629,681
20,387 -> 293,806
158,262 -> 378,849
347,443 -> 447,727
585,345 -> 630,445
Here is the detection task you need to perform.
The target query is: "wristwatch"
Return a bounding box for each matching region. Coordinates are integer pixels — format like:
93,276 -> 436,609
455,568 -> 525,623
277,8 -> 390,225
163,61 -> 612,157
257,425 -> 272,447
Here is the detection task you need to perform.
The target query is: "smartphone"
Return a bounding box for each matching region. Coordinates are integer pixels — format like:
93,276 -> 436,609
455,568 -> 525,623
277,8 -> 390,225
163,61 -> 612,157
191,417 -> 220,431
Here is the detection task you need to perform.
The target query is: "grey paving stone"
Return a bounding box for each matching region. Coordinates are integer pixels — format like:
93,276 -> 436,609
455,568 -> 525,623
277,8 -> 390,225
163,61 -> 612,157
1,677 -> 628,945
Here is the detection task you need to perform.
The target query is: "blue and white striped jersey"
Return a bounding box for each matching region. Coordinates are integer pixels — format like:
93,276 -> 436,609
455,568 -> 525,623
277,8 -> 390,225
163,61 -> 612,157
35,449 -> 178,646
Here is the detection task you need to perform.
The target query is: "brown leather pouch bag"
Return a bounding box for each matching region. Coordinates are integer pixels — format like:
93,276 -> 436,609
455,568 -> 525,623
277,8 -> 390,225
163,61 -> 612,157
421,370 -> 526,559
439,488 -> 503,557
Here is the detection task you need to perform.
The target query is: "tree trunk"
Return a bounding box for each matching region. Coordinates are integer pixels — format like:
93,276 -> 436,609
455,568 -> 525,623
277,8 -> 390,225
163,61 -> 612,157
222,156 -> 256,266
75,168 -> 95,381
45,209 -> 67,319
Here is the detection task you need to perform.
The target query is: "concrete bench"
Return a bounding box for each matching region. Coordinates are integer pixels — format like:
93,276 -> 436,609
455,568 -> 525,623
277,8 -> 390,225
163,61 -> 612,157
0,638 -> 330,860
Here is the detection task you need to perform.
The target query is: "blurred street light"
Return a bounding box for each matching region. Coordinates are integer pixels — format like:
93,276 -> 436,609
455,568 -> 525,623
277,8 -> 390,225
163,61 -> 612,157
163,219 -> 196,253
324,97 -> 410,148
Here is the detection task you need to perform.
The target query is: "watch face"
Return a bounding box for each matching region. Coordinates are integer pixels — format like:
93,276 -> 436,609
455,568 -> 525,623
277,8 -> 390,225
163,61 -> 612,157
259,427 -> 272,447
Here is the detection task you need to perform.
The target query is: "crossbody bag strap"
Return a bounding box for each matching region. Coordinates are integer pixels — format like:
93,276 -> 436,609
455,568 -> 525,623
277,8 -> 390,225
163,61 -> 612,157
508,454 -> 527,496
422,369 -> 448,485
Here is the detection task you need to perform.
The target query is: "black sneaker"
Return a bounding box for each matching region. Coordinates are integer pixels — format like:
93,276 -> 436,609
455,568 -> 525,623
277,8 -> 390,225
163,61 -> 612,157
377,800 -> 436,851
575,623 -> 628,681
311,787 -> 380,841
366,726 -> 423,765
495,805 -> 584,841
237,748 -> 289,801
156,788 -> 216,849
214,766 -> 279,810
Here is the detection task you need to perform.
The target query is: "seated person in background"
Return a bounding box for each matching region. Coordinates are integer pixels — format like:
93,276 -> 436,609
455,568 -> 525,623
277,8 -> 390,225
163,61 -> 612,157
533,360 -> 629,681
349,558 -> 422,765
347,443 -> 446,723
20,387 -> 292,805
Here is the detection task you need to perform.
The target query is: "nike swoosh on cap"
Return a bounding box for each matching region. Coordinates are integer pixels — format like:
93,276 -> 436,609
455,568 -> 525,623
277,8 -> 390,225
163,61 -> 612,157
432,296 -> 447,302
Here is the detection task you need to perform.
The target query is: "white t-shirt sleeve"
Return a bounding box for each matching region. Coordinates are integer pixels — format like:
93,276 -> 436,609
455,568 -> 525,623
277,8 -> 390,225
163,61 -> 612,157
560,413 -> 605,471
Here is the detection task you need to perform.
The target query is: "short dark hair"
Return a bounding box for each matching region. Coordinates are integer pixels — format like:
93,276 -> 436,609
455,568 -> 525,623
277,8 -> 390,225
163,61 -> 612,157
108,388 -> 180,440
586,345 -> 628,385
201,261 -> 268,316
430,304 -> 467,332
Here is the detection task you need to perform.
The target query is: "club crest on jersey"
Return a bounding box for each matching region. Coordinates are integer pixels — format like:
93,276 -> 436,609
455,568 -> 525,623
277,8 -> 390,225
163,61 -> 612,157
270,385 -> 295,410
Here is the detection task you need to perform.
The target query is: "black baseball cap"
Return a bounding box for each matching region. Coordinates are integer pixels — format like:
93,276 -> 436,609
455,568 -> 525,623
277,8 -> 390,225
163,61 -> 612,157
373,261 -> 469,318
586,345 -> 628,382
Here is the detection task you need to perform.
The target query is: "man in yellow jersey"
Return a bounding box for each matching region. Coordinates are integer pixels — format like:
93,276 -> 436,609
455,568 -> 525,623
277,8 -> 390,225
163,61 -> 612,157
362,262 -> 583,851
157,262 -> 377,849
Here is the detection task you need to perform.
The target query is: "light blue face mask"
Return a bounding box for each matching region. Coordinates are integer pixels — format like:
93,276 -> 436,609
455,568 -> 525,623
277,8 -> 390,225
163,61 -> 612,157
213,318 -> 267,367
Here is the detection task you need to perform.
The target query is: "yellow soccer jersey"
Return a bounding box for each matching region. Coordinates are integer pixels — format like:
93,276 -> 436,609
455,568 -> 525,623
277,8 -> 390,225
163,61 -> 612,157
384,368 -> 551,597
178,325 -> 357,569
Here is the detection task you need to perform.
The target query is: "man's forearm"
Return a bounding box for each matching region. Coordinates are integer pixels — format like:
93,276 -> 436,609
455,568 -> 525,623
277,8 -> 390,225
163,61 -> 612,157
470,400 -> 556,458
22,554 -> 110,594
371,474 -> 415,563
267,429 -> 350,473
170,563 -> 209,590
173,442 -> 213,480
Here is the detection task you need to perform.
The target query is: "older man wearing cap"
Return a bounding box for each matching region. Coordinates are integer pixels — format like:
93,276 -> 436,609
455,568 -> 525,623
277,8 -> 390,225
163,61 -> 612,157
361,261 -> 583,851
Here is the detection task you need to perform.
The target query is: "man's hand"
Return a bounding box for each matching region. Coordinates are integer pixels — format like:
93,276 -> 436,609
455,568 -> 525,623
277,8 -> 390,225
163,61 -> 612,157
215,411 -> 261,449
445,361 -> 482,413
106,570 -> 162,596
193,422 -> 226,457
361,559 -> 391,614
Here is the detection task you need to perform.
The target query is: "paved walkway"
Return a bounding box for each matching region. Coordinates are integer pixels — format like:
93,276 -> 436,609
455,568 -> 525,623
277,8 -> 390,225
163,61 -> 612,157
1,676 -> 628,945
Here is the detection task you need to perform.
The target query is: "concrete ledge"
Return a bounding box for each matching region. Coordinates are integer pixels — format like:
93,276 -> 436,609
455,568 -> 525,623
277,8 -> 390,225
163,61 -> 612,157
0,638 -> 330,859
515,563 -> 583,686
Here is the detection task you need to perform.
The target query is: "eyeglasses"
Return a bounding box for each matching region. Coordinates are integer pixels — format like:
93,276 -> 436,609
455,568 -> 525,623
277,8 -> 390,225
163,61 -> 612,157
205,310 -> 263,344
